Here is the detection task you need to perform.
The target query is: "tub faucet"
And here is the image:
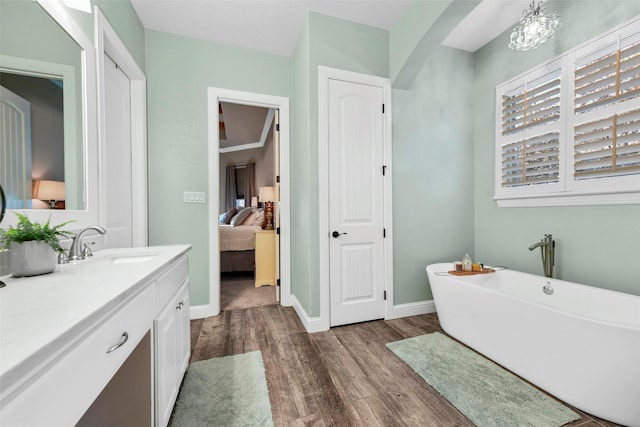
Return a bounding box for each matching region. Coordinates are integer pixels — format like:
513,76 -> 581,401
69,226 -> 107,261
529,234 -> 555,278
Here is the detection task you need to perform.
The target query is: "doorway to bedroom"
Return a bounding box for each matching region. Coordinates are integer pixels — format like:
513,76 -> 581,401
219,102 -> 277,311
208,88 -> 291,317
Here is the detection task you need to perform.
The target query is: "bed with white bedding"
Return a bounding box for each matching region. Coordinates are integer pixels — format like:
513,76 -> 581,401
219,224 -> 262,252
218,206 -> 265,272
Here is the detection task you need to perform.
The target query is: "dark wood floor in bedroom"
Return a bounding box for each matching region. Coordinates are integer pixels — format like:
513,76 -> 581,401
189,306 -> 621,427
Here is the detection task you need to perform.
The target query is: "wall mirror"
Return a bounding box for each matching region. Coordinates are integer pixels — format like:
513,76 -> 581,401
0,0 -> 99,229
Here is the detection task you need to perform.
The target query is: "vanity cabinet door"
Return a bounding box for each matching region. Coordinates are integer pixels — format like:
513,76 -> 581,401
154,290 -> 180,427
177,281 -> 191,376
154,279 -> 190,427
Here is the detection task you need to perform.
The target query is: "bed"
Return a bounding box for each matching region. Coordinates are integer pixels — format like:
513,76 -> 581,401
219,224 -> 262,272
218,207 -> 265,272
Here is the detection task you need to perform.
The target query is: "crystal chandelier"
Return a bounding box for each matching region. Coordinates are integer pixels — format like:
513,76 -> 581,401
508,0 -> 561,51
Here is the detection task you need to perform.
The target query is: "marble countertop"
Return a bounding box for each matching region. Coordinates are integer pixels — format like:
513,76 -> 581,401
0,244 -> 191,400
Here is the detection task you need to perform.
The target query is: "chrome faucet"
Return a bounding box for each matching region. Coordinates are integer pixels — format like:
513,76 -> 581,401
69,226 -> 107,261
529,234 -> 555,278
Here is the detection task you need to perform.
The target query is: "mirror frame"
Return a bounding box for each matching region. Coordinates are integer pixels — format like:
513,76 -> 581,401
2,0 -> 99,231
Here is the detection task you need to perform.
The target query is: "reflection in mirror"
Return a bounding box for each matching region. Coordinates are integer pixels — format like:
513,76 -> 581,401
0,0 -> 84,211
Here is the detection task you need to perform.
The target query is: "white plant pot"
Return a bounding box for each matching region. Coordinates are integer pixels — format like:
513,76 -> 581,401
8,241 -> 57,277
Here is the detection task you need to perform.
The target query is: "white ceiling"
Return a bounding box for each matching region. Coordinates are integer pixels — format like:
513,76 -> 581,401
130,0 -> 532,60
131,0 -> 414,57
442,0 -> 531,52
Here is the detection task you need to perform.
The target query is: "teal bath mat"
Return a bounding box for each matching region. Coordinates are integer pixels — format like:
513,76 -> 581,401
387,332 -> 579,427
170,351 -> 273,427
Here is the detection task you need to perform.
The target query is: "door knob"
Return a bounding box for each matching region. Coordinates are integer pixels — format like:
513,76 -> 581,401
332,231 -> 347,238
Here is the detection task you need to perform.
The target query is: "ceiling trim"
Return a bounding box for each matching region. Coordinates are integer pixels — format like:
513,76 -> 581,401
219,108 -> 275,153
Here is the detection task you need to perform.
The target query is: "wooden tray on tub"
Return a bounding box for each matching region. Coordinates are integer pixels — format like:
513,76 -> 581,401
447,268 -> 495,276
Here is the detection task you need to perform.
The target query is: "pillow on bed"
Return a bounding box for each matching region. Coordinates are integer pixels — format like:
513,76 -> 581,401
224,207 -> 237,224
219,212 -> 227,224
230,206 -> 253,226
243,208 -> 265,227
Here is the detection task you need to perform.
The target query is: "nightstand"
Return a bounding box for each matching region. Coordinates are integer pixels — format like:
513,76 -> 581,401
255,230 -> 276,287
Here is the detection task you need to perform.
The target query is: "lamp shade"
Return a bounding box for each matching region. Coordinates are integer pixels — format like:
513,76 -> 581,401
259,186 -> 274,202
33,180 -> 65,201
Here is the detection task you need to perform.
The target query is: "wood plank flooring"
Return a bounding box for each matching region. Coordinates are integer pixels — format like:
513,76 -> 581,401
190,306 -> 621,426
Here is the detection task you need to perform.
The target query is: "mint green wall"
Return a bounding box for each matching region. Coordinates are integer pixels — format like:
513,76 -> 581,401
289,13 -> 389,317
290,17 -> 313,313
145,30 -> 291,305
473,1 -> 640,296
0,1 -> 80,67
390,0 -> 450,84
392,45 -> 475,303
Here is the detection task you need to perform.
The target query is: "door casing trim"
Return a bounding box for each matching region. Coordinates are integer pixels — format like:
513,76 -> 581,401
206,88 -> 291,318
95,7 -> 148,246
318,66 -> 394,331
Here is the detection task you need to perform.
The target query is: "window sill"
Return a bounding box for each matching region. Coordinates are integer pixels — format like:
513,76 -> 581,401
495,190 -> 640,207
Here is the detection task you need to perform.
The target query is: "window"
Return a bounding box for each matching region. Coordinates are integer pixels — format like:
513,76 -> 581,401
235,166 -> 245,199
495,16 -> 640,207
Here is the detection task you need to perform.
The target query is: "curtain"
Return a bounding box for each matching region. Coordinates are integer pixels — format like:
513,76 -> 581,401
244,162 -> 256,208
224,165 -> 236,211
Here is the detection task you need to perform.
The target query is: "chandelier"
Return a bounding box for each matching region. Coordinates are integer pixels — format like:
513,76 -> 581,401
508,0 -> 561,51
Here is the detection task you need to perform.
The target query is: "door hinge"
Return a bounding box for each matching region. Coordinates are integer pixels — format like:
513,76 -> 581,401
383,228 -> 386,238
276,227 -> 280,235
277,278 -> 281,287
382,165 -> 386,176
276,123 -> 280,132
276,175 -> 280,183
384,290 -> 387,300
382,104 -> 385,114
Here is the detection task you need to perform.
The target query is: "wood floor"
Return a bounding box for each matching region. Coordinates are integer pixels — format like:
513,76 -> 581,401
190,306 -> 621,427
220,272 -> 277,311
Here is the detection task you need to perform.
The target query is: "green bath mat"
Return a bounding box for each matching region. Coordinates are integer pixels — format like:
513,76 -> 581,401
170,351 -> 273,427
387,332 -> 579,427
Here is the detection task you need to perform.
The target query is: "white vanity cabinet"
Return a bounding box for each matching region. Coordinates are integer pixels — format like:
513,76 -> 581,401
0,245 -> 191,427
154,256 -> 191,427
0,283 -> 158,426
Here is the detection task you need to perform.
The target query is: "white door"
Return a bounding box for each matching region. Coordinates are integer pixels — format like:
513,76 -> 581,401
0,86 -> 32,209
104,54 -> 133,248
328,79 -> 385,327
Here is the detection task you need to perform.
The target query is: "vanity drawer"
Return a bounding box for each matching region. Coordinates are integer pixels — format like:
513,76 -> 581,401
1,283 -> 158,427
157,255 -> 188,308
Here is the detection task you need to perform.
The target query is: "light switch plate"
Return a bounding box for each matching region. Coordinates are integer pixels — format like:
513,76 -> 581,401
183,191 -> 206,203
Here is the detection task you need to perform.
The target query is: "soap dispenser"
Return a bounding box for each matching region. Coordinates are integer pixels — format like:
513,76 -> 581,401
462,254 -> 472,272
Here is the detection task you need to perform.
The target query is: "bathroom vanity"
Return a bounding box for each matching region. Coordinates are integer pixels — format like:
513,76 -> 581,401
0,244 -> 191,426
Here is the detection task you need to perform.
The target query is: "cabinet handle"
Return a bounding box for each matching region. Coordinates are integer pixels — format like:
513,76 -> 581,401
106,332 -> 129,354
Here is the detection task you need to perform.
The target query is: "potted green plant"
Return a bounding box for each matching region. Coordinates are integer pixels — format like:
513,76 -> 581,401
0,213 -> 74,277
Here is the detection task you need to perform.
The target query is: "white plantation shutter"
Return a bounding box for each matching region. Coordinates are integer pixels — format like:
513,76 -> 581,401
502,132 -> 560,187
573,29 -> 640,183
574,108 -> 640,179
496,63 -> 563,195
495,17 -> 640,206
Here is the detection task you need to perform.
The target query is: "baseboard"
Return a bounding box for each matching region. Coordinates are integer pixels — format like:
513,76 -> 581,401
290,294 -> 327,333
190,297 -> 435,325
189,304 -> 218,320
386,300 -> 436,320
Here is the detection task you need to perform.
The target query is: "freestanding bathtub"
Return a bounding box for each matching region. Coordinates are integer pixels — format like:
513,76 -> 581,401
426,263 -> 640,427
